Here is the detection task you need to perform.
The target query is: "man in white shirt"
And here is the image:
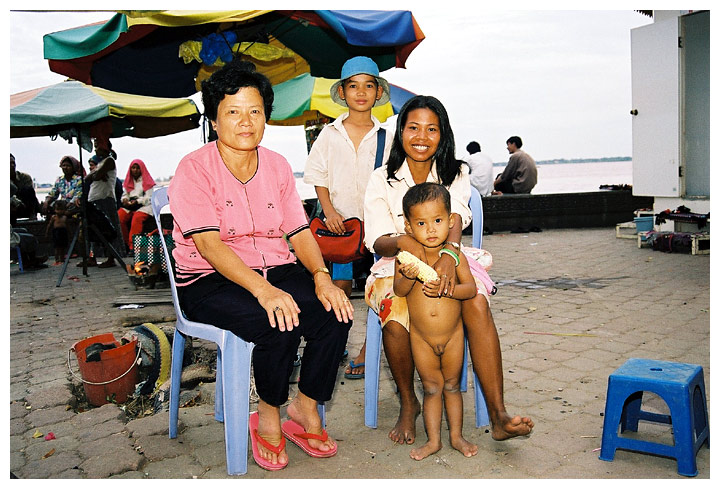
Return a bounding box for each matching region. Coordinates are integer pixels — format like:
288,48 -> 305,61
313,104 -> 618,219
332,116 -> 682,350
463,141 -> 494,197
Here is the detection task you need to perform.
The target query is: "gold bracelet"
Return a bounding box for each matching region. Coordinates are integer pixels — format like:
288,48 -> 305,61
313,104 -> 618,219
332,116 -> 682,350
312,267 -> 330,278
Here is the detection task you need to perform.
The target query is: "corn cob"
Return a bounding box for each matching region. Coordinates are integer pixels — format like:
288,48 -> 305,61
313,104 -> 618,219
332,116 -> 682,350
397,251 -> 439,282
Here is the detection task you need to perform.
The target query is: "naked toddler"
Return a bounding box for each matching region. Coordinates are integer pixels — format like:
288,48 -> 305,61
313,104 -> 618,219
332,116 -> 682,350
393,182 -> 478,460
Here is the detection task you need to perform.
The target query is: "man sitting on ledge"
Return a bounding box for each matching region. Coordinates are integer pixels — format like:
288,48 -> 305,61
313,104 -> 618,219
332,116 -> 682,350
493,136 -> 537,195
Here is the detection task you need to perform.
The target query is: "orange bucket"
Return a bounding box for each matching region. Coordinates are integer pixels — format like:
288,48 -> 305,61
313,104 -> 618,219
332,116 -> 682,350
70,333 -> 139,406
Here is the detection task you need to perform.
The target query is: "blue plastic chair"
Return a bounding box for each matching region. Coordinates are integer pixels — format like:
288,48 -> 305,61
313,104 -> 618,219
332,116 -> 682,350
364,186 -> 491,429
15,246 -> 24,273
152,186 -> 325,475
152,186 -> 255,476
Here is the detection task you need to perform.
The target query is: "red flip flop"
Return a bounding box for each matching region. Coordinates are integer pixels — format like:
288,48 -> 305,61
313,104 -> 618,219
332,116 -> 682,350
281,418 -> 338,458
249,412 -> 288,471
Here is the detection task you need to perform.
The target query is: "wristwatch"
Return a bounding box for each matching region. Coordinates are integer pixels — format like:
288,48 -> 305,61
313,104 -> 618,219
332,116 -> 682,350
312,267 -> 331,278
446,241 -> 461,250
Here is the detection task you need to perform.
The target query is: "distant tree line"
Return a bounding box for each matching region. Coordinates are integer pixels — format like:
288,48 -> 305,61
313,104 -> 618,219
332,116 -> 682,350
493,156 -> 631,166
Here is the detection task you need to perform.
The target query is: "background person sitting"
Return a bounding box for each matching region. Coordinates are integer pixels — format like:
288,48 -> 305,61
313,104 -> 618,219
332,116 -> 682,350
10,153 -> 40,223
493,136 -> 537,195
41,156 -> 83,216
117,159 -> 155,254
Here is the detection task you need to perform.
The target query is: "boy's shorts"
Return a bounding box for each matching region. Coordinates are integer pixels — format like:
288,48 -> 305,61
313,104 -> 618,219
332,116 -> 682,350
330,261 -> 354,281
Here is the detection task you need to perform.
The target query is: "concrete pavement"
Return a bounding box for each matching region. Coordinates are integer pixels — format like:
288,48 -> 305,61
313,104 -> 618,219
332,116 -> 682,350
8,227 -> 710,478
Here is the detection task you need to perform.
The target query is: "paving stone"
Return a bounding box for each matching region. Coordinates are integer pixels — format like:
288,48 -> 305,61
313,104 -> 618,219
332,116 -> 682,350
77,432 -> 134,459
25,384 -> 75,410
143,454 -> 207,479
79,444 -> 145,478
75,419 -> 128,443
126,411 -> 171,438
16,450 -> 83,479
10,400 -> 30,419
134,433 -> 192,461
25,405 -> 76,428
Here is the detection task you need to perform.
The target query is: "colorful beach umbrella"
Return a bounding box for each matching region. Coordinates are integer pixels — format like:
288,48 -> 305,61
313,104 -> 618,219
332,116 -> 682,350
10,80 -> 201,146
44,10 -> 425,98
269,73 -> 416,126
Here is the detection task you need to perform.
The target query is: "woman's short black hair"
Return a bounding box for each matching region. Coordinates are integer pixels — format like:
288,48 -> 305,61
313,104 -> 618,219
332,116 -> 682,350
201,58 -> 274,122
385,95 -> 462,187
402,182 -> 451,219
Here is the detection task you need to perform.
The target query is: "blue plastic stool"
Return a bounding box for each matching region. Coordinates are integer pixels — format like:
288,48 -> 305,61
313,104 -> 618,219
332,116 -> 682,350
599,358 -> 709,477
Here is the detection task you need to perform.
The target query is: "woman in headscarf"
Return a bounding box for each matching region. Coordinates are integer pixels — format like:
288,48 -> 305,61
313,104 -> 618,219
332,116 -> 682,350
117,159 -> 155,252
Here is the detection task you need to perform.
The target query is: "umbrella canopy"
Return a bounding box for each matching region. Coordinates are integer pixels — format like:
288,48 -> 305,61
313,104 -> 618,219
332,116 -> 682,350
269,72 -> 415,126
44,10 -> 425,98
10,80 -> 201,145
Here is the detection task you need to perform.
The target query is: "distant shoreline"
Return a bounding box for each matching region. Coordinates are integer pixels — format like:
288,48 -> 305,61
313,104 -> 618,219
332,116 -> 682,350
494,156 -> 631,166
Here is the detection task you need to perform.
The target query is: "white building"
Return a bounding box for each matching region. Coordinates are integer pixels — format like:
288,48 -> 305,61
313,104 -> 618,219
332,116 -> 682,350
630,10 -> 710,232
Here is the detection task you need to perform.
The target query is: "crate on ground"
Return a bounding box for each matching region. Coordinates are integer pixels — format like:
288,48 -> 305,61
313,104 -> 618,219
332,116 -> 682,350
616,221 -> 637,239
691,233 -> 710,255
637,231 -> 651,248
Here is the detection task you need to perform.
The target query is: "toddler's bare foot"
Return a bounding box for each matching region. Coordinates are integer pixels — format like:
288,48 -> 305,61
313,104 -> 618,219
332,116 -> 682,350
491,412 -> 534,440
389,399 -> 421,444
409,440 -> 442,461
450,434 -> 478,457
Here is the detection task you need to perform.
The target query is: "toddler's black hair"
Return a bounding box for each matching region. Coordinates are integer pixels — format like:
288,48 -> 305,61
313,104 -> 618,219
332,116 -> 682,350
402,182 -> 451,218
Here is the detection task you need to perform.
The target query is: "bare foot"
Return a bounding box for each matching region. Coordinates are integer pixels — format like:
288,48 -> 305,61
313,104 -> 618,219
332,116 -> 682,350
286,396 -> 336,454
409,440 -> 442,461
491,412 -> 534,440
389,399 -> 421,444
256,406 -> 288,466
450,434 -> 478,457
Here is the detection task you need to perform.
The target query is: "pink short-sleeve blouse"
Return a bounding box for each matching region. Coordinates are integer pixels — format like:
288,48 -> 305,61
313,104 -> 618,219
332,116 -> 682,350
168,142 -> 308,286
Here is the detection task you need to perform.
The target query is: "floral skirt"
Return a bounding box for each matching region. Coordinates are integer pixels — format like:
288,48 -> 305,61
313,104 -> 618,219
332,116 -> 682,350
364,247 -> 494,331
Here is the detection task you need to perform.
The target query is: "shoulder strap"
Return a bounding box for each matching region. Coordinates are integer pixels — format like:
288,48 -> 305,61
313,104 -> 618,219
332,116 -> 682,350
375,128 -> 386,169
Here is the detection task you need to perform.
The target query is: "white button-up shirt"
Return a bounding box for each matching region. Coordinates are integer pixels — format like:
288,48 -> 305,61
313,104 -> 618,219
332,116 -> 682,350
363,160 -> 472,253
303,112 -> 393,220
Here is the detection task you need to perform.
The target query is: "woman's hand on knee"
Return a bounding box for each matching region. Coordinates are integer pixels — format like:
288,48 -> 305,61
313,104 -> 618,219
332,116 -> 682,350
314,275 -> 354,323
256,285 -> 301,332
432,254 -> 456,297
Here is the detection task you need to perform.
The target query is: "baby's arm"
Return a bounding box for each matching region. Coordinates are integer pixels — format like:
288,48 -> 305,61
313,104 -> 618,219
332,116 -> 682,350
449,252 -> 478,300
394,256 -> 419,297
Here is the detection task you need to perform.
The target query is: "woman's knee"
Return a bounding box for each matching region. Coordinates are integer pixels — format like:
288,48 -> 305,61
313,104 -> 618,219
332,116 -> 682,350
383,320 -> 409,339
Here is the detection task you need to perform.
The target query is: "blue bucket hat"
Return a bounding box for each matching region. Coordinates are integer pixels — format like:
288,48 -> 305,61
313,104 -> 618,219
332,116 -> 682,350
330,56 -> 391,107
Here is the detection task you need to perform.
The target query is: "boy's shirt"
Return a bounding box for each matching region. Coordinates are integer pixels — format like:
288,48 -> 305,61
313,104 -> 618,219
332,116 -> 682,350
303,112 -> 393,221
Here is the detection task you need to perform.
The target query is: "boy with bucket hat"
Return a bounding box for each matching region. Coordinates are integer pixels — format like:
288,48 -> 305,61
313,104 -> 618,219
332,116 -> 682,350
304,56 -> 392,379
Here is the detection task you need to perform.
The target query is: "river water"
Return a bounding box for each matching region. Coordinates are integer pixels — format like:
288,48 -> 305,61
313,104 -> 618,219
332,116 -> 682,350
294,160 -> 633,201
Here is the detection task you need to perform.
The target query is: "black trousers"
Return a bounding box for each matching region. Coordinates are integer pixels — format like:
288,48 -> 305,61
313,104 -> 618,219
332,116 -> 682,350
178,263 -> 350,406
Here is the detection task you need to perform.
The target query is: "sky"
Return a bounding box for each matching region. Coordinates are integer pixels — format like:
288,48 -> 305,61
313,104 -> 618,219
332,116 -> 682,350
6,5 -> 657,185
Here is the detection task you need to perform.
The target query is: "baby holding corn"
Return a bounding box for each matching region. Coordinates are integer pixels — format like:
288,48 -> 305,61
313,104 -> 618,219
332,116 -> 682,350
393,182 -> 479,461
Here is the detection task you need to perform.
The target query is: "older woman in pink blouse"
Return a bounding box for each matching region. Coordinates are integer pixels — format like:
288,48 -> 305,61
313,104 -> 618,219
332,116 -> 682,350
168,58 -> 352,471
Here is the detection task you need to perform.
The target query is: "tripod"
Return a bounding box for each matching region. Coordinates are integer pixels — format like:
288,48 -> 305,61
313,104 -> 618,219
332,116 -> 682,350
55,199 -> 127,287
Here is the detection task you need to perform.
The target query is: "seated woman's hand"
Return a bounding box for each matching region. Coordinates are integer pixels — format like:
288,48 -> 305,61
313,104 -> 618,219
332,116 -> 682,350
255,284 -> 301,332
432,253 -> 457,297
314,274 -> 353,323
422,278 -> 443,298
